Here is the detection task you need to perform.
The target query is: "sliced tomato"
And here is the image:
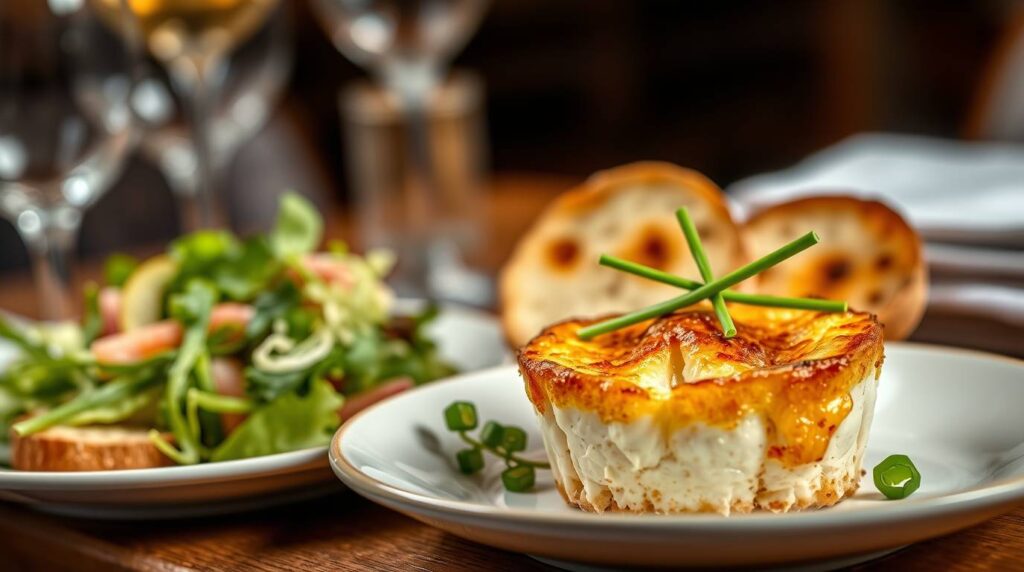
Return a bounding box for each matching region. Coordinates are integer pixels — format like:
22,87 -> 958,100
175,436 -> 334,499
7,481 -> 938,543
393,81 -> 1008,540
91,303 -> 254,365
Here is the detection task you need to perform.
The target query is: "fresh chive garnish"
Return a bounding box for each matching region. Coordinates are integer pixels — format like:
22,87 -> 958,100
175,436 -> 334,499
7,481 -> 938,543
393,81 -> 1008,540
599,255 -> 847,312
676,208 -> 736,338
577,231 -> 821,340
443,401 -> 549,492
873,454 -> 921,499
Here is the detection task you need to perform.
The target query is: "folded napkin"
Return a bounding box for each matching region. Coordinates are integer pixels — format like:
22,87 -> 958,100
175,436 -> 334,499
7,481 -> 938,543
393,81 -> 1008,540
729,133 -> 1024,246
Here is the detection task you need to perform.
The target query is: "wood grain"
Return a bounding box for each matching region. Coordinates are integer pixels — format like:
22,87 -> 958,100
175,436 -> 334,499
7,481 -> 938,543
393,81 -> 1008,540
2,175 -> 1023,571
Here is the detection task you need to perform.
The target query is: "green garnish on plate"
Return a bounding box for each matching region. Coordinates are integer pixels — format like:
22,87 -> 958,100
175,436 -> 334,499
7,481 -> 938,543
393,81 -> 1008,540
443,401 -> 549,492
874,454 -> 921,499
577,207 -> 847,340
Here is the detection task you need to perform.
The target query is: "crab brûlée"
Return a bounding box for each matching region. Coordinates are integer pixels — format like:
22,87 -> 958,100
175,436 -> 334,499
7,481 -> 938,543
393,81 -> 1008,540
518,306 -> 883,515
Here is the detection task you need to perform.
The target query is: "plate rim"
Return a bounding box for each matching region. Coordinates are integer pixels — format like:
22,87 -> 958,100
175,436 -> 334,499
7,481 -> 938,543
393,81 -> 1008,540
330,341 -> 1024,531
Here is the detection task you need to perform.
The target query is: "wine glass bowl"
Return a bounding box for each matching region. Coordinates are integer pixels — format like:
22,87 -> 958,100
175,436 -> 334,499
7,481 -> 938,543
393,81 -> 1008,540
105,0 -> 281,230
0,0 -> 137,319
313,0 -> 492,304
130,2 -> 292,230
315,0 -> 488,98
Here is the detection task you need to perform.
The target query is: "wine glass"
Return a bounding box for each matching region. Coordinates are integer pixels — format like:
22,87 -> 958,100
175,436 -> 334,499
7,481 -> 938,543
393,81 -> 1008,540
130,1 -> 292,231
312,0 -> 490,303
106,0 -> 280,229
0,0 -> 138,320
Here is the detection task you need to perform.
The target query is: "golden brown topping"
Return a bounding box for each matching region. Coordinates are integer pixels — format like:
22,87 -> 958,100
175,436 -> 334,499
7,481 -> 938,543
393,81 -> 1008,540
518,306 -> 883,467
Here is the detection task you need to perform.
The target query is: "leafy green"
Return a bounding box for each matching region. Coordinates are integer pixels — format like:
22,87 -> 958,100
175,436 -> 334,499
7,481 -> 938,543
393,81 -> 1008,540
104,254 -> 138,288
269,192 -> 322,259
213,238 -> 278,301
210,378 -> 343,462
170,231 -> 238,272
81,283 -> 102,345
244,367 -> 306,403
13,373 -> 162,435
153,280 -> 217,464
245,281 -> 301,342
65,385 -> 162,427
0,194 -> 458,468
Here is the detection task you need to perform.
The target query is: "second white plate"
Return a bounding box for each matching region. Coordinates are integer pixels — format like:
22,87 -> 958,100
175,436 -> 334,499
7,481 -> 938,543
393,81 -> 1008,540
331,343 -> 1024,570
0,301 -> 507,519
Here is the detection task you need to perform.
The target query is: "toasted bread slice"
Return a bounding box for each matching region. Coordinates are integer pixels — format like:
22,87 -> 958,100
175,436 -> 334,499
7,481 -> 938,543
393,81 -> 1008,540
742,196 -> 927,340
10,425 -> 173,471
500,162 -> 747,348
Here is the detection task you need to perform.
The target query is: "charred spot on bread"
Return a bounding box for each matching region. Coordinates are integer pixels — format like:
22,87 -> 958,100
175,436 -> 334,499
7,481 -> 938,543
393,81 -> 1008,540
625,224 -> 675,270
822,257 -> 851,284
742,195 -> 927,340
547,237 -> 580,272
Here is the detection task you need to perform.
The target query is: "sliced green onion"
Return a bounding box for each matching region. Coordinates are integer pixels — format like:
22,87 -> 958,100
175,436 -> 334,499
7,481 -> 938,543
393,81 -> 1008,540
676,208 -> 735,338
501,465 -> 536,492
479,421 -> 504,448
500,426 -> 527,453
578,232 -> 821,339
456,448 -> 485,474
873,454 -> 921,499
599,255 -> 847,312
444,401 -> 478,431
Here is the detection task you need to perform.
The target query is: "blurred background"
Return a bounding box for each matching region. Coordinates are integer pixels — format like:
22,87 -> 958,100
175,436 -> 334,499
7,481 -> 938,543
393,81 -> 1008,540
0,0 -> 1018,268
0,0 -> 1021,351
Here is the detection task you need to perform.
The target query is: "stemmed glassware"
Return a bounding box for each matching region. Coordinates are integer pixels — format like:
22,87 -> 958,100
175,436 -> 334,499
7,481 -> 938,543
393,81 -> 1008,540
129,0 -> 292,231
0,0 -> 138,319
108,0 -> 280,229
312,0 -> 490,303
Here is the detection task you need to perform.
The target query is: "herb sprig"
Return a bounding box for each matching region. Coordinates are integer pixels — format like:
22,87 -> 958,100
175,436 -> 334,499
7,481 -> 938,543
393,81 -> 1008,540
444,401 -> 549,492
577,207 -> 847,339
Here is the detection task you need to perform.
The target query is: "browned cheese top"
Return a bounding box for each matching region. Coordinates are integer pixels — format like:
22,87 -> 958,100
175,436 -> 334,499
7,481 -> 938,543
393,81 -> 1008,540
518,306 -> 884,466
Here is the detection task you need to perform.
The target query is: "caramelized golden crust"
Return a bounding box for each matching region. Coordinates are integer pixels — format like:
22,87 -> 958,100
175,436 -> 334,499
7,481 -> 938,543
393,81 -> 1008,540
518,307 -> 883,467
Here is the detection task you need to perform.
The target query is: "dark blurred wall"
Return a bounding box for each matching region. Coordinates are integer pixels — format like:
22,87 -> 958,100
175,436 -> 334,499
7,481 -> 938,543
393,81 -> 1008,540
288,0 -> 1007,191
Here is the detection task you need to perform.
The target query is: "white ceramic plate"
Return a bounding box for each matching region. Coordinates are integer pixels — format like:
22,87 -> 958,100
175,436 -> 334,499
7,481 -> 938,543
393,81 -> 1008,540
0,301 -> 507,519
331,343 -> 1024,570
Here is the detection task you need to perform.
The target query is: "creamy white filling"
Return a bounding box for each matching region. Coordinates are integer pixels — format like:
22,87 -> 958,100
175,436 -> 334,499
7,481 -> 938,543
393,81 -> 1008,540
538,372 -> 877,515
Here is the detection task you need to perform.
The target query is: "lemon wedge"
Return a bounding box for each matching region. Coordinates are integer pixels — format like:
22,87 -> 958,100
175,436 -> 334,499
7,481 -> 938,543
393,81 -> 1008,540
119,255 -> 179,331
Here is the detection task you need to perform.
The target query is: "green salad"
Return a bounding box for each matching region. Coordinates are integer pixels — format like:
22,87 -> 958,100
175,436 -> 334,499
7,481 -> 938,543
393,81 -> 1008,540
0,193 -> 454,466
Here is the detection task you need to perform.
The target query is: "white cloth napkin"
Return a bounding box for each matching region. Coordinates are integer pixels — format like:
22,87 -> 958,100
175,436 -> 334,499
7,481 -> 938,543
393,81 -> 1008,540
728,133 -> 1024,245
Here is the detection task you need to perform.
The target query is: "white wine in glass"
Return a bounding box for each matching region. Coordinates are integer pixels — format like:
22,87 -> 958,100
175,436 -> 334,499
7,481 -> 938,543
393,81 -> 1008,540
97,0 -> 279,229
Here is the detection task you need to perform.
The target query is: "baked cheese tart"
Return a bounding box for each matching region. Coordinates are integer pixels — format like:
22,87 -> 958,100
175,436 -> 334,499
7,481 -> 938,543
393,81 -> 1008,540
518,306 -> 883,515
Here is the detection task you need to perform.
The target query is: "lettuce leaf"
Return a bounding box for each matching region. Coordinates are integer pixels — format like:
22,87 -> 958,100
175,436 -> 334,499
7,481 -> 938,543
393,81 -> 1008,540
104,254 -> 138,288
210,378 -> 343,462
269,192 -> 322,259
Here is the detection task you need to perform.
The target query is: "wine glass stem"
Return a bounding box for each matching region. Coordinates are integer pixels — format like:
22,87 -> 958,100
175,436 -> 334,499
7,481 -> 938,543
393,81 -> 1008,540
170,54 -> 226,230
20,208 -> 80,321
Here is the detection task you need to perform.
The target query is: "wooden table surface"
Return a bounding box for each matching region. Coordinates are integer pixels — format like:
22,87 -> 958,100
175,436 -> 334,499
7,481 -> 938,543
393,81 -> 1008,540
2,175 -> 1023,571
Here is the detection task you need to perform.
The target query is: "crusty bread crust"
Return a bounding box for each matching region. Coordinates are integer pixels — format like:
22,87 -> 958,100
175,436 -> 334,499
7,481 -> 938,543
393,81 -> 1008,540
742,196 -> 927,340
10,425 -> 173,471
500,162 -> 747,348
